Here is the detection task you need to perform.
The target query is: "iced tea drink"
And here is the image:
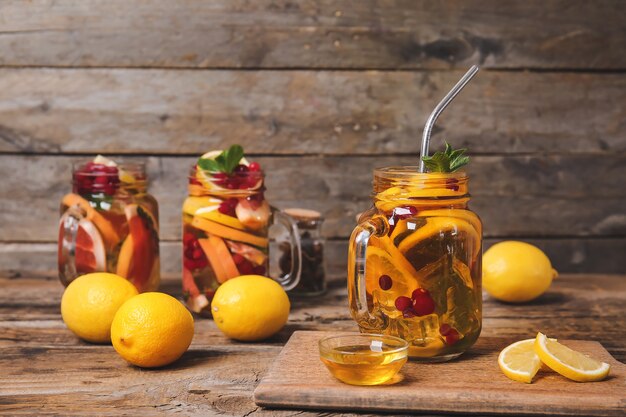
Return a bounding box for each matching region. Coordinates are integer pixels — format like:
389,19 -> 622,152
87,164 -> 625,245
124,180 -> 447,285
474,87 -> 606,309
58,157 -> 160,292
182,146 -> 302,315
348,167 -> 482,361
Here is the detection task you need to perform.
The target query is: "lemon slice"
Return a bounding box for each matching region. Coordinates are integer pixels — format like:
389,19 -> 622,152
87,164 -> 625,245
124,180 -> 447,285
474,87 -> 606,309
365,245 -> 419,298
534,332 -> 610,382
397,217 -> 481,259
498,339 -> 542,383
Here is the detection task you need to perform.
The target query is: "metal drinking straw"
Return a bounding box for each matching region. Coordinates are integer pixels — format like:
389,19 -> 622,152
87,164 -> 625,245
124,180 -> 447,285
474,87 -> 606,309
419,65 -> 480,173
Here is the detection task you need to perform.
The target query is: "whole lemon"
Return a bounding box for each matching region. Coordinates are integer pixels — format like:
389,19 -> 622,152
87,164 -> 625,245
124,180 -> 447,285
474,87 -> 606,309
111,292 -> 194,368
483,241 -> 558,303
211,275 -> 290,342
61,272 -> 138,343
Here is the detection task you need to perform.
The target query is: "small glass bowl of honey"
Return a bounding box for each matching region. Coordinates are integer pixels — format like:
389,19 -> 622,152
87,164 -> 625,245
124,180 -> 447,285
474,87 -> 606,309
319,334 -> 409,385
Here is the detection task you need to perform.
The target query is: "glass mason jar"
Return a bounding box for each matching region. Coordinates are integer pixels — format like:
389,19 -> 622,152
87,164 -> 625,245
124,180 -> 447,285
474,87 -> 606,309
182,165 -> 302,316
58,161 -> 160,292
279,208 -> 326,297
348,167 -> 482,361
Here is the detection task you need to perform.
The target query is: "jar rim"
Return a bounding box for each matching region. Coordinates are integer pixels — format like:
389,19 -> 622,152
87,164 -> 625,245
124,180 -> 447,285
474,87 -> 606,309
72,160 -> 147,177
374,166 -> 467,180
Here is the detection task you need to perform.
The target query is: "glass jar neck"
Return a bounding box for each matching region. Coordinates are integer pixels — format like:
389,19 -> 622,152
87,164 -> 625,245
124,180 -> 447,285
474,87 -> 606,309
188,165 -> 265,197
72,162 -> 148,196
372,166 -> 470,210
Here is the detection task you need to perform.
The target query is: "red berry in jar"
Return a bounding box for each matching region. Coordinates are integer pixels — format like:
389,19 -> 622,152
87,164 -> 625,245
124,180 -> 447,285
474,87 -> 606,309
411,288 -> 429,300
394,296 -> 412,312
439,323 -> 452,336
378,275 -> 392,290
248,162 -> 261,172
445,328 -> 460,345
412,295 -> 435,316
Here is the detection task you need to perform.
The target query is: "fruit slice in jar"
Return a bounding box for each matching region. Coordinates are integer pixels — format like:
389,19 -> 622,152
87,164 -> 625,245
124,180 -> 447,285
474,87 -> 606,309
62,193 -> 121,250
182,196 -> 221,216
183,267 -> 210,313
397,217 -> 481,259
235,199 -> 270,231
366,246 -> 420,309
116,204 -> 158,292
226,241 -> 268,266
191,217 -> 268,248
198,236 -> 240,283
58,213 -> 107,274
194,209 -> 246,230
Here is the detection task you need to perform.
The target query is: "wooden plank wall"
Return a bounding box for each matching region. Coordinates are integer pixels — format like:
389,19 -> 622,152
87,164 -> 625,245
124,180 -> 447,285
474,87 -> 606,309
0,0 -> 624,276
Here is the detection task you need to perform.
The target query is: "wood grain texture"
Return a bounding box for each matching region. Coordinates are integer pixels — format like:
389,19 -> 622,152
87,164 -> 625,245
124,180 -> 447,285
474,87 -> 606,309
1,0 -> 625,70
0,273 -> 624,416
254,332 -> 626,416
1,154 -> 624,243
1,237 -> 625,277
0,69 -> 625,155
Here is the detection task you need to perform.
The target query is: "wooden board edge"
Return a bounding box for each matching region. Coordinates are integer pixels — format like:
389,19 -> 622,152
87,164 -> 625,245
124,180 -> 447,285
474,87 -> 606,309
253,332 -> 626,416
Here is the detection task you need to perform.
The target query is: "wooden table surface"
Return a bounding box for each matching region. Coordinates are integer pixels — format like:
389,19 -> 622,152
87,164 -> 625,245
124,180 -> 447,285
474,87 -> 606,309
1,272 -> 624,416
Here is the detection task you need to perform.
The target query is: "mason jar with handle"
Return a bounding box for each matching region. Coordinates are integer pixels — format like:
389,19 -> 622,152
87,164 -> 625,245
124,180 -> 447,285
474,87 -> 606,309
348,167 -> 482,362
58,158 -> 160,293
182,162 -> 302,316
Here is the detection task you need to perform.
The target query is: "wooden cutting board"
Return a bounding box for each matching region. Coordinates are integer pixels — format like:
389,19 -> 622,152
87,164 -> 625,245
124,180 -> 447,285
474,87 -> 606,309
254,331 -> 626,416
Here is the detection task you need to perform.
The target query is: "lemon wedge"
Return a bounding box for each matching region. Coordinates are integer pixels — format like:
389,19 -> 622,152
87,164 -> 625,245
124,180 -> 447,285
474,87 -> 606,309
498,339 -> 542,383
534,332 -> 610,382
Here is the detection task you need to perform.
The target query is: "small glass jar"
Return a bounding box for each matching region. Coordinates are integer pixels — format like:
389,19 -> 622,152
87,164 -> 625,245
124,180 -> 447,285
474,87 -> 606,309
58,161 -> 160,292
279,208 -> 326,297
348,167 -> 482,362
182,165 -> 302,316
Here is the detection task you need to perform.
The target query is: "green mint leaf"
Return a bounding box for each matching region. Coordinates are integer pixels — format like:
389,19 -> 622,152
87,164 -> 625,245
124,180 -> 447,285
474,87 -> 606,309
224,144 -> 244,173
421,141 -> 470,173
197,158 -> 221,172
449,155 -> 470,172
196,144 -> 246,174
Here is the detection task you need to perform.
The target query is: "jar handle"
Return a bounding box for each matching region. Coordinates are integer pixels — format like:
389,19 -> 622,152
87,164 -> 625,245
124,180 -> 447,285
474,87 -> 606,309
348,216 -> 388,330
58,205 -> 86,285
272,209 -> 302,291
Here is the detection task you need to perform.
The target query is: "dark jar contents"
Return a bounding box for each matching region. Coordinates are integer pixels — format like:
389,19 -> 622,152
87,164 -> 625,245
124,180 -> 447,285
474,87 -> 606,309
279,208 -> 326,296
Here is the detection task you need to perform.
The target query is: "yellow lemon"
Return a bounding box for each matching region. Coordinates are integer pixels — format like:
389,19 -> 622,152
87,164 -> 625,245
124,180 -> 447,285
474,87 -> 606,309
483,241 -> 558,303
111,292 -> 194,368
211,275 -> 290,341
61,272 -> 138,343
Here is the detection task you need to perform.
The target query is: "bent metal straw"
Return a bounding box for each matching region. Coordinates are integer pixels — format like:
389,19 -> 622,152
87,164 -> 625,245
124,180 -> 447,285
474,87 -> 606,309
419,66 -> 480,173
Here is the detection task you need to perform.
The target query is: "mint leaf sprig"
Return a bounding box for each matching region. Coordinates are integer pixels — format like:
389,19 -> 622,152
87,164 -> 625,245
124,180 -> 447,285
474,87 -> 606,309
421,142 -> 469,173
197,144 -> 244,174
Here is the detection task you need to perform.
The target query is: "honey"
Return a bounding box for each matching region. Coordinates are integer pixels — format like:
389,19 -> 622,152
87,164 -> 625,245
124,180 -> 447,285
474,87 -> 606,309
319,334 -> 408,385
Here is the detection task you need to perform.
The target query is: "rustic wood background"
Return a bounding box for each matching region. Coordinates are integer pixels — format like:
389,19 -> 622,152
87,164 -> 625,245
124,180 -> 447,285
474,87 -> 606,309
0,0 -> 625,275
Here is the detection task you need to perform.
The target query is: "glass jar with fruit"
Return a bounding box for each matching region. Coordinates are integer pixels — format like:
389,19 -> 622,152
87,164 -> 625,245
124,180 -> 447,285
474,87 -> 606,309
182,145 -> 302,315
348,146 -> 482,361
58,156 -> 160,293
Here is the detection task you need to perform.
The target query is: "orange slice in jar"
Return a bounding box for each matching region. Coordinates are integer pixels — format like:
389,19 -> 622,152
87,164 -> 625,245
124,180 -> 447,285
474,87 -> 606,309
198,236 -> 240,283
58,213 -> 106,274
116,204 -> 159,292
397,217 -> 481,259
191,217 -> 268,248
183,267 -> 210,313
62,193 -> 121,251
194,209 -> 246,231
365,245 -> 420,299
